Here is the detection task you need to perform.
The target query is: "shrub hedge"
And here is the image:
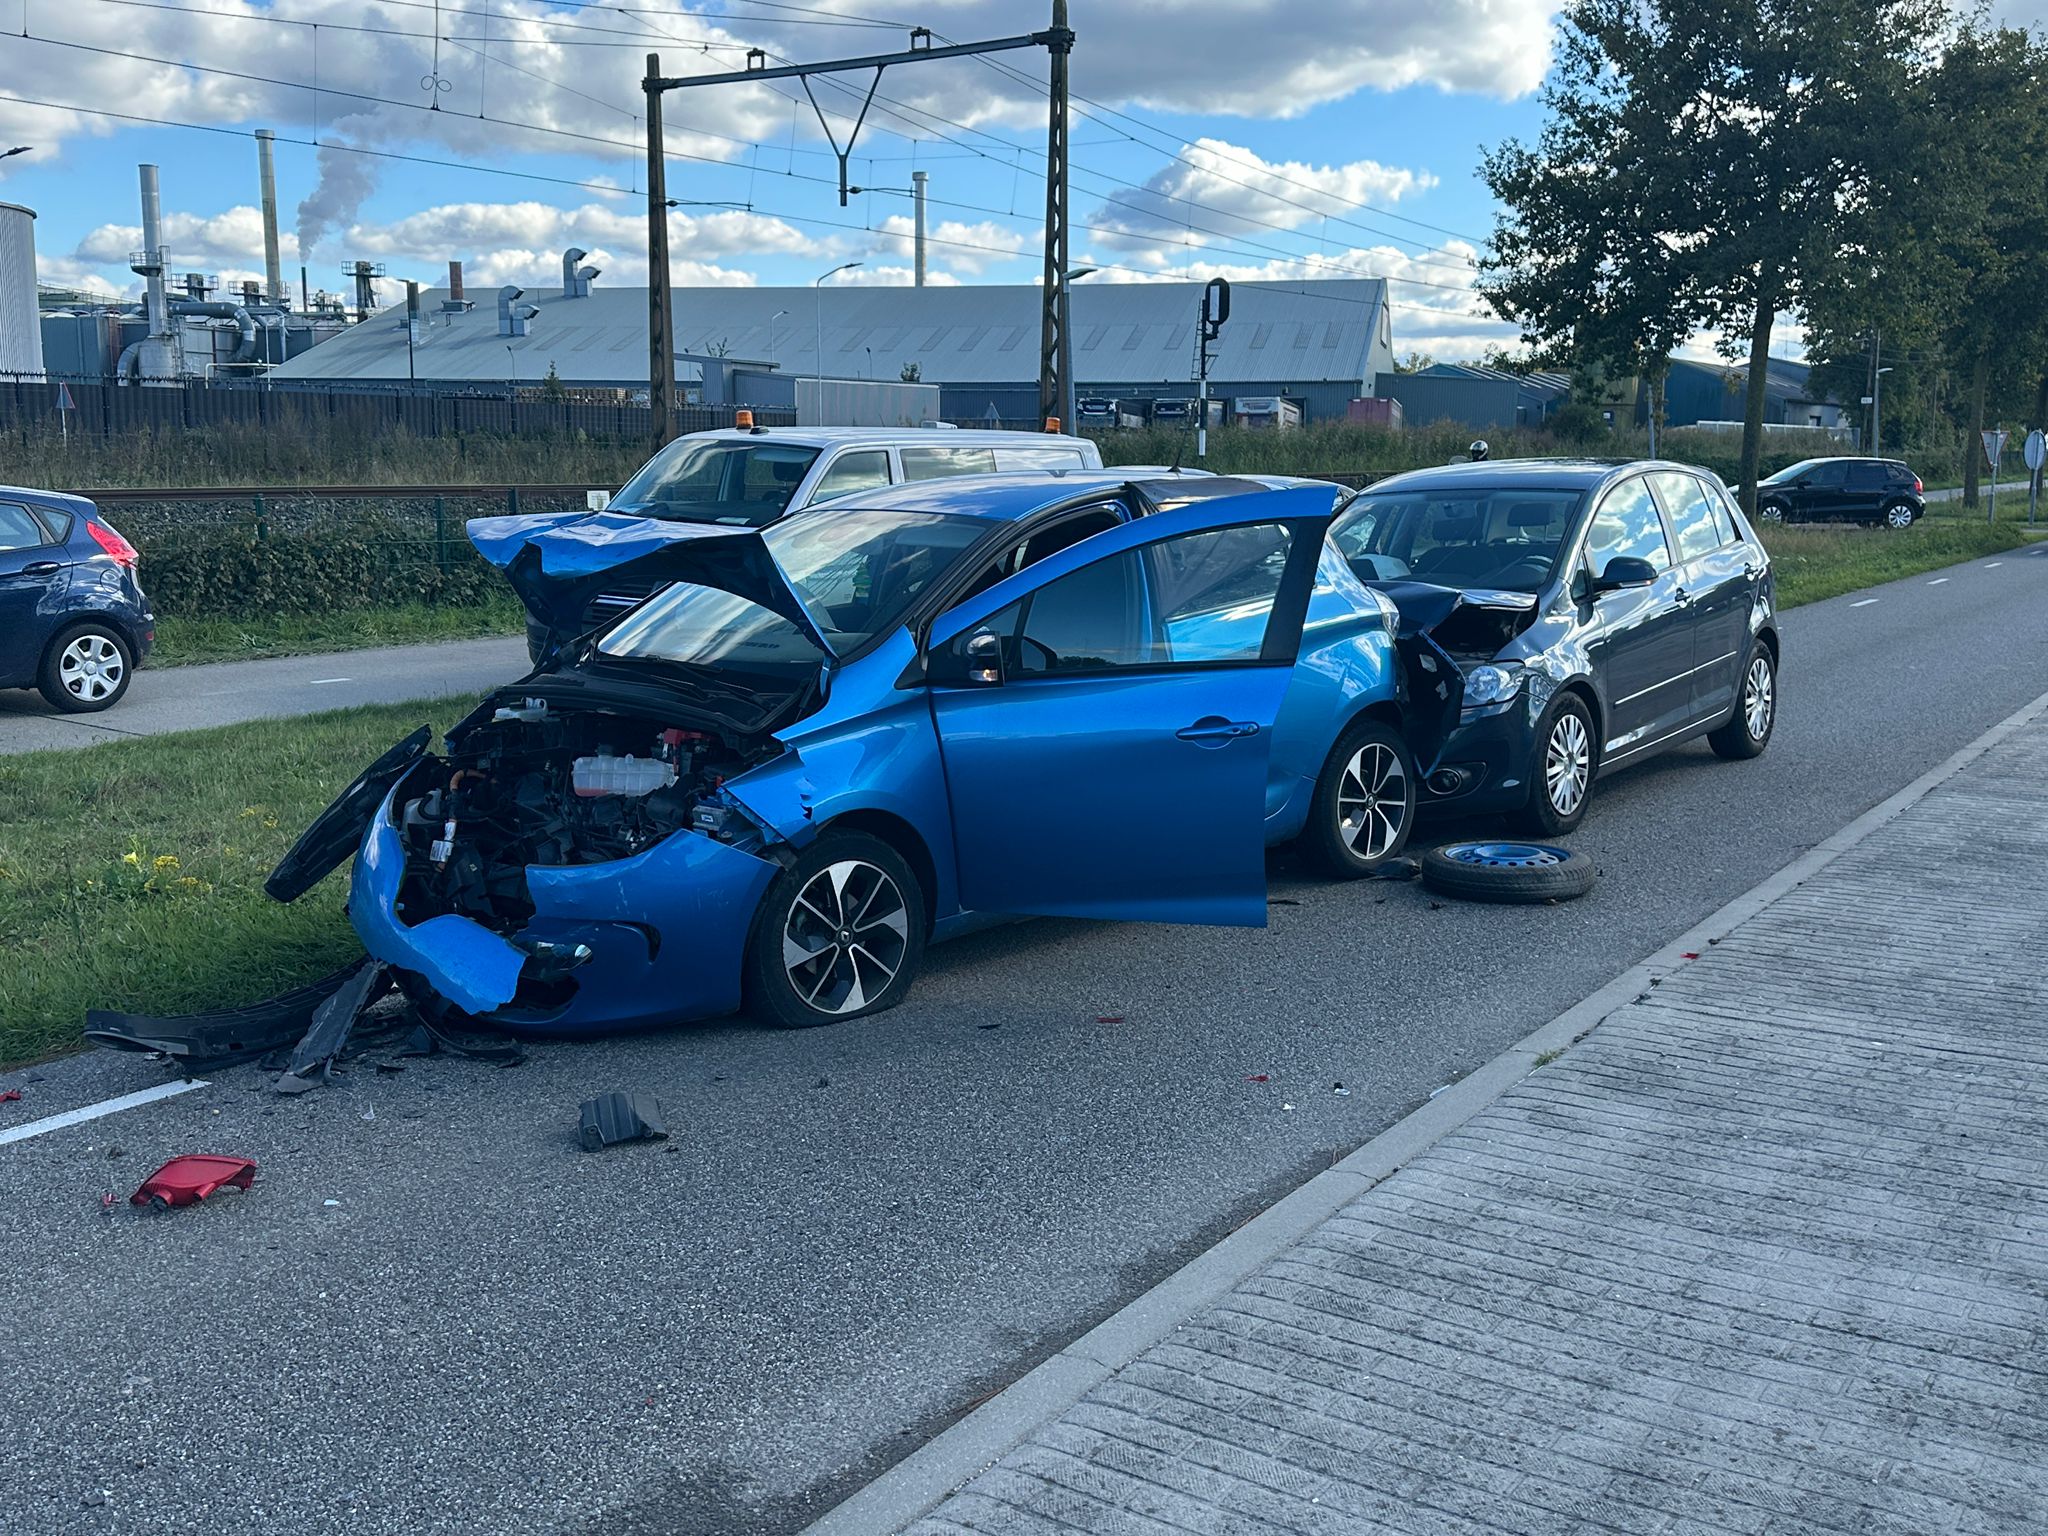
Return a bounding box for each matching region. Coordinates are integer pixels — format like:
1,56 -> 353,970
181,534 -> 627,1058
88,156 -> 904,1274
139,516 -> 506,618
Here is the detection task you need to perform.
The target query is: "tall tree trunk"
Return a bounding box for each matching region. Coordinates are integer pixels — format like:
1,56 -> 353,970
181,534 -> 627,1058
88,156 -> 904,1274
1646,355 -> 1668,457
1964,347 -> 1989,508
1737,287 -> 1775,515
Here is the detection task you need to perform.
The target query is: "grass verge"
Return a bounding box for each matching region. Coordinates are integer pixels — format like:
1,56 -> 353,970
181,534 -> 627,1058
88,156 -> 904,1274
1760,510 -> 2041,608
0,698 -> 468,1067
150,596 -> 525,667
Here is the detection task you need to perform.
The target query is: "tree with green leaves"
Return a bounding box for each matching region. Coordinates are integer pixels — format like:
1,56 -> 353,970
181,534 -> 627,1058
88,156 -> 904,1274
1482,0 -> 1949,509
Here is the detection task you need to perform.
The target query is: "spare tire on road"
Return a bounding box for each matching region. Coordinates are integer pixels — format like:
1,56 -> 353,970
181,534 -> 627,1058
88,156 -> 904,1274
1420,842 -> 1596,904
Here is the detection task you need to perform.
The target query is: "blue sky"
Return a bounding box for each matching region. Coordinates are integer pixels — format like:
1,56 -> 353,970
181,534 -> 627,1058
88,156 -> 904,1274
0,1 -> 1560,359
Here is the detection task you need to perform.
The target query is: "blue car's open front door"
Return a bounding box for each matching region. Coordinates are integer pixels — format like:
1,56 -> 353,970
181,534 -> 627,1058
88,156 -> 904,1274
923,487 -> 1335,927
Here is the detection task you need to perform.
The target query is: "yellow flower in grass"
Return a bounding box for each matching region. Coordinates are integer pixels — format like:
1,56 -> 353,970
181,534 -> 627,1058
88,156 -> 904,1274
122,852 -> 141,867
153,854 -> 180,874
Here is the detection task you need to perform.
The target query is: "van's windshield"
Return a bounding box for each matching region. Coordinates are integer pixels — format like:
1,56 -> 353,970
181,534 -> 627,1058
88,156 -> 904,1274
611,439 -> 823,526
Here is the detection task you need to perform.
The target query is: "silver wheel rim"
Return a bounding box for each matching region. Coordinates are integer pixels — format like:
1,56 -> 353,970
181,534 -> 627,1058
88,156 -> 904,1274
1443,842 -> 1569,869
781,859 -> 909,1016
1336,741 -> 1408,861
1761,503 -> 1783,522
1545,712 -> 1590,816
1744,655 -> 1774,740
59,634 -> 124,702
1887,504 -> 1912,528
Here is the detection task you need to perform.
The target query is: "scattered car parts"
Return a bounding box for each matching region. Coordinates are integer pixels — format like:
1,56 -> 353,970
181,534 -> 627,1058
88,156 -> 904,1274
578,1091 -> 668,1151
1419,842 -> 1596,904
130,1155 -> 257,1210
266,726 -> 433,903
86,965 -> 373,1067
276,961 -> 392,1094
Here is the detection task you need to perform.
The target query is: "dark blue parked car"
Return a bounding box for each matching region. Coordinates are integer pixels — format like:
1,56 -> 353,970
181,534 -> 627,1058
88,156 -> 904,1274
275,472 -> 1425,1033
0,487 -> 154,712
1329,458 -> 1780,834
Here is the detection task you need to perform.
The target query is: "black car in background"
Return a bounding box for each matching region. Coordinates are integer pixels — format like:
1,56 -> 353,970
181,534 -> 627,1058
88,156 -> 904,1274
1330,459 -> 1779,835
0,487 -> 155,712
1755,457 -> 1924,529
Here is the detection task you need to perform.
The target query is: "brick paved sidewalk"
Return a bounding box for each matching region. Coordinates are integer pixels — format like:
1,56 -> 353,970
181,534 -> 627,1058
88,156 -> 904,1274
905,719 -> 2048,1535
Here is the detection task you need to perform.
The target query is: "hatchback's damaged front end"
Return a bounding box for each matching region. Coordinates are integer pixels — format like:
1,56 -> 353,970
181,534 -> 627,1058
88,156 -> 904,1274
348,684 -> 796,1033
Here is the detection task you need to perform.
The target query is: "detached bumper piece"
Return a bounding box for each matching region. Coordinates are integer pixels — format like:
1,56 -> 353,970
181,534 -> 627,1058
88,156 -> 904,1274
86,965 -> 375,1068
276,961 -> 393,1095
578,1091 -> 668,1151
131,1154 -> 258,1211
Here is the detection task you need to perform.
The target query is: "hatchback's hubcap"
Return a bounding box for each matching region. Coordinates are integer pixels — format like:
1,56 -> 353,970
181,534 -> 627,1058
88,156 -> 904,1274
782,859 -> 909,1015
59,635 -> 124,702
1745,656 -> 1775,740
1336,741 -> 1408,860
1545,713 -> 1590,816
1888,505 -> 1912,528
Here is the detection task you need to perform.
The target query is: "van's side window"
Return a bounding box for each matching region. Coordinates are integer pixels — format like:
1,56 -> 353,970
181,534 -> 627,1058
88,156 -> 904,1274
902,446 -> 999,481
809,450 -> 893,503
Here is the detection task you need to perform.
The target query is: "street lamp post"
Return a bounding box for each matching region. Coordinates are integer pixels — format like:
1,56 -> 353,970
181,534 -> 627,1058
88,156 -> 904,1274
814,261 -> 862,383
768,308 -> 788,369
1872,365 -> 1893,455
1060,266 -> 1096,432
505,344 -> 517,410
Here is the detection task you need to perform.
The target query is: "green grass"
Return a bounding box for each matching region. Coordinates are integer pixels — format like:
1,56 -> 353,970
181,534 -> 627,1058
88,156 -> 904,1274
0,698 -> 469,1067
150,595 -> 526,667
1759,506 -> 2042,609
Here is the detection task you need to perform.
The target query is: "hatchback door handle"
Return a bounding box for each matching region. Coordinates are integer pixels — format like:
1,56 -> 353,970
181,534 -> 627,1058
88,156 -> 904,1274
1671,589 -> 1693,606
1177,718 -> 1260,743
20,561 -> 61,576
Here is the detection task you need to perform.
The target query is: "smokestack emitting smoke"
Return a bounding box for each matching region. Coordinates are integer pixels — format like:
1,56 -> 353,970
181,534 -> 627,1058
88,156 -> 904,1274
295,137 -> 377,261
254,129 -> 284,304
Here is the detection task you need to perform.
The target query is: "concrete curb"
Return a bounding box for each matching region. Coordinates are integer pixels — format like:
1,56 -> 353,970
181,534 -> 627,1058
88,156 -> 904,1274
802,681 -> 2048,1536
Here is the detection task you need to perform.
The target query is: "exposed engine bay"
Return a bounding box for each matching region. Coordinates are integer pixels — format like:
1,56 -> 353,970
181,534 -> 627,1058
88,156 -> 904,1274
394,694 -> 776,931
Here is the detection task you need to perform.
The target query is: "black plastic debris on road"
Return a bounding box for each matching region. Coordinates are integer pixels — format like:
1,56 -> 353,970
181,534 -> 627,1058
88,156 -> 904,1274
277,962 -> 392,1094
86,965 -> 371,1068
578,1092 -> 669,1152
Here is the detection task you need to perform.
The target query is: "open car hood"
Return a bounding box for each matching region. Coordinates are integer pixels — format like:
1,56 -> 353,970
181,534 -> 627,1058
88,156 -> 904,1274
468,511 -> 828,662
1369,579 -> 1538,649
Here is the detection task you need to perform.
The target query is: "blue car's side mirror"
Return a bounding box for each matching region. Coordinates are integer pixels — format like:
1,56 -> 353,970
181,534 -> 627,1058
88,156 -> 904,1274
963,630 -> 1004,686
928,628 -> 1006,688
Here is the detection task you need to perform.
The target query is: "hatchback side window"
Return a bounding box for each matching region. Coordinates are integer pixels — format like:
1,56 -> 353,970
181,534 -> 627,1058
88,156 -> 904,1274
808,450 -> 892,504
1649,471 -> 1725,562
0,502 -> 51,552
1584,478 -> 1672,577
977,523 -> 1293,674
1807,460 -> 1849,488
1847,462 -> 1887,492
901,445 -> 999,482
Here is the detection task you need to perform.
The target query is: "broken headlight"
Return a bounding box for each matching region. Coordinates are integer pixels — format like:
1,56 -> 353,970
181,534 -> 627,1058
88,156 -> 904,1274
1462,662 -> 1524,707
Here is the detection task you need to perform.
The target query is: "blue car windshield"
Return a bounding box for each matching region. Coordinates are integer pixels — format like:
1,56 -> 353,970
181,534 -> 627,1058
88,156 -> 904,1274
598,508 -> 987,666
1330,488 -> 1584,592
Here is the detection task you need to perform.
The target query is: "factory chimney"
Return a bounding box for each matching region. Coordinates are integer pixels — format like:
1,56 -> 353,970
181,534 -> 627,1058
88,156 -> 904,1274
912,170 -> 928,288
135,164 -> 169,336
254,129 -> 285,305
448,260 -> 464,302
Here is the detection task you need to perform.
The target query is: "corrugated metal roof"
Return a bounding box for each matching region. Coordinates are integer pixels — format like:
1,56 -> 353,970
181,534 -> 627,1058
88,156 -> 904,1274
268,278 -> 1390,388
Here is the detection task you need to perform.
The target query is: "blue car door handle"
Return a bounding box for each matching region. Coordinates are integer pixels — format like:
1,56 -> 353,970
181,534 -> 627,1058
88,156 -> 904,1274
1177,717 -> 1261,744
19,561 -> 61,577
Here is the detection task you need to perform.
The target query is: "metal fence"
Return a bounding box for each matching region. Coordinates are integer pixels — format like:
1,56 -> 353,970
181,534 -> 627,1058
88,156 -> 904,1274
0,375 -> 794,442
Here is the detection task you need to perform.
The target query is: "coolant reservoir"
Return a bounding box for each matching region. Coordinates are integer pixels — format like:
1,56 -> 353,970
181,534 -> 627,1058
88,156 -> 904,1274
571,754 -> 677,798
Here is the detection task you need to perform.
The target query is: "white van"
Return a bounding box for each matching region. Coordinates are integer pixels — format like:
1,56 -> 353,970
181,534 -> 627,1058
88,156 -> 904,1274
601,424 -> 1104,527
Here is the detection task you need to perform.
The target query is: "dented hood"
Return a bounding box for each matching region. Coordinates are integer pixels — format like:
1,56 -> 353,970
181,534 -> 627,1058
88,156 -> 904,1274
468,511 -> 829,657
1369,579 -> 1538,649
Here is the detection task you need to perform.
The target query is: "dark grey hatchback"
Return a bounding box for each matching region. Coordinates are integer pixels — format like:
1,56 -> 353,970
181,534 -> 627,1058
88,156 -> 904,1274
1330,459 -> 1779,834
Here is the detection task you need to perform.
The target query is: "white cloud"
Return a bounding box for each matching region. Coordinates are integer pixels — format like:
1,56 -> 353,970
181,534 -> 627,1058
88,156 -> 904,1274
832,262 -> 962,287
1090,138 -> 1437,253
870,214 -> 1033,275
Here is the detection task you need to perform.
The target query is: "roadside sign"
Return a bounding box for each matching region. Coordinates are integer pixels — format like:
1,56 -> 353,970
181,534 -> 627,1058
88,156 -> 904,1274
1983,428 -> 2008,468
2025,429 -> 2045,473
55,381 -> 74,411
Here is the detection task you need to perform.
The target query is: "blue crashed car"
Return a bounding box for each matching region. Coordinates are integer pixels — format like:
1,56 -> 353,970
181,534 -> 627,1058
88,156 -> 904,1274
287,472 -> 1422,1033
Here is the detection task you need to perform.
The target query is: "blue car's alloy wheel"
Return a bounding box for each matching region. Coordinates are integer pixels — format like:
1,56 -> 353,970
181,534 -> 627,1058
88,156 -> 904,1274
1302,718 -> 1417,878
749,831 -> 928,1028
1420,841 -> 1596,904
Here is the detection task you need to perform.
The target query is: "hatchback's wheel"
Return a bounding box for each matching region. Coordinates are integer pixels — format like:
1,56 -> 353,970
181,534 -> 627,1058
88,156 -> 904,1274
1757,500 -> 1787,524
744,831 -> 926,1029
38,623 -> 133,713
1421,842 -> 1596,904
1300,717 -> 1417,878
1511,694 -> 1596,836
1881,500 -> 1916,531
1709,641 -> 1776,760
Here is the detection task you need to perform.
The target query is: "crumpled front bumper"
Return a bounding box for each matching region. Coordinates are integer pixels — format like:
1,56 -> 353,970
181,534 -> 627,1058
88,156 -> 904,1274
349,787 -> 782,1036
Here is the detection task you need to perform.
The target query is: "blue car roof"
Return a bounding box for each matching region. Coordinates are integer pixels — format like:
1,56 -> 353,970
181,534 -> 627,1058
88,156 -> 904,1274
0,483 -> 96,514
815,470 -> 1227,522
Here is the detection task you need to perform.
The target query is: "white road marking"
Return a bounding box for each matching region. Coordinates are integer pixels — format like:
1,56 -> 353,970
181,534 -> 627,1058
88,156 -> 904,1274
1928,578 -> 1950,585
0,1079 -> 210,1147
309,677 -> 352,686
1852,599 -> 1880,608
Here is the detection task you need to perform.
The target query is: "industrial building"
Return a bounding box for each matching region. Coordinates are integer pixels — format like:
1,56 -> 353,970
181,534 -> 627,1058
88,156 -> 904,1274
1379,362 -> 1574,432
1653,356 -> 1847,432
263,259 -> 1396,425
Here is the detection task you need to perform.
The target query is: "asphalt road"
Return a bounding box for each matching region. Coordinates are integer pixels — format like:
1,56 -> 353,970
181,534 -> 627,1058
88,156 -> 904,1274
5,542 -> 2048,1536
0,635 -> 528,754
